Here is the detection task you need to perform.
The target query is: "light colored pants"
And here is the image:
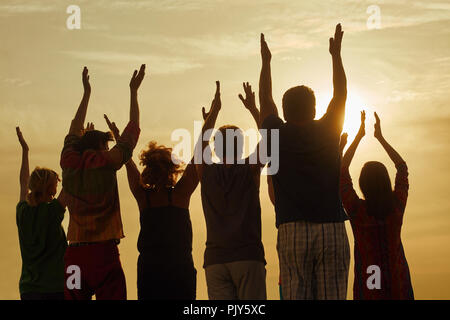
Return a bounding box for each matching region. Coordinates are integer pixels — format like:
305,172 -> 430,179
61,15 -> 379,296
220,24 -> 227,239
278,221 -> 350,300
205,260 -> 267,300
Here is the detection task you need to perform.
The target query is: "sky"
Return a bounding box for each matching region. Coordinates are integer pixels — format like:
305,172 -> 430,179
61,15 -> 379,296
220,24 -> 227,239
0,0 -> 449,300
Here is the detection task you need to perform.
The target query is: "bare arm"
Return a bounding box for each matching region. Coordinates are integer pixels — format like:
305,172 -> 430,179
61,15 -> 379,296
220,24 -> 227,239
339,132 -> 348,156
259,34 -> 278,126
129,64 -> 145,126
69,67 -> 91,136
342,111 -> 365,169
196,81 -> 221,180
267,176 -> 275,206
104,115 -> 146,206
105,66 -> 145,169
323,24 -> 347,132
374,112 -> 405,165
16,127 -> 29,202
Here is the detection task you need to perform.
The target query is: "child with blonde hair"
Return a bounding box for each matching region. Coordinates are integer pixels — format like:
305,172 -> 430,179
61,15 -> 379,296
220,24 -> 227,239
15,127 -> 67,300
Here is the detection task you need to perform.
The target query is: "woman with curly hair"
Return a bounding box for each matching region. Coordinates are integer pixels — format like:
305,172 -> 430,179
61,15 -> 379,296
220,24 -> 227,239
105,116 -> 199,300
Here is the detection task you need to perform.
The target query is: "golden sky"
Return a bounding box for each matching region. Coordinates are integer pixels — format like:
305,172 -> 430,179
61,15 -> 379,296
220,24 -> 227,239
0,0 -> 449,300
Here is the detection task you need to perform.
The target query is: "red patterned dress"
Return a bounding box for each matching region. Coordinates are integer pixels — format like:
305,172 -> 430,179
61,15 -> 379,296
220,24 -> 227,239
340,162 -> 414,300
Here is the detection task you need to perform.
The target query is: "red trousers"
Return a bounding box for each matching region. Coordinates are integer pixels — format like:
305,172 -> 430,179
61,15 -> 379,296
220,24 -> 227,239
64,241 -> 127,300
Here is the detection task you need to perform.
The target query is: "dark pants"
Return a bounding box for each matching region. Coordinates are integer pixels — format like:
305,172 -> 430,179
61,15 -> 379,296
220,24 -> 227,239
137,254 -> 196,300
64,241 -> 127,300
21,292 -> 64,300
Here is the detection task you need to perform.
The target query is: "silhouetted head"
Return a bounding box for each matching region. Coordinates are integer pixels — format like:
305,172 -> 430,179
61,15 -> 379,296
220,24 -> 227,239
77,130 -> 113,153
27,167 -> 60,206
282,85 -> 316,123
213,125 -> 244,163
139,141 -> 184,190
359,161 -> 395,220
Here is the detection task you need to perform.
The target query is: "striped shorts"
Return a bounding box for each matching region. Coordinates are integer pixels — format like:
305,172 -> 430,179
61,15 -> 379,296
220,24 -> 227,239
277,221 -> 350,300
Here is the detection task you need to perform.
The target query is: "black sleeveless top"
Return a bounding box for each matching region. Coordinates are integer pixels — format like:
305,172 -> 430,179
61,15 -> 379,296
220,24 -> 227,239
137,187 -> 193,264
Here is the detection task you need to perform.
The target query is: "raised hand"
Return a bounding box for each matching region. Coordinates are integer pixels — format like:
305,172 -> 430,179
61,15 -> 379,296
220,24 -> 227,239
211,81 -> 221,112
104,114 -> 121,141
261,33 -> 272,62
374,112 -> 383,140
238,82 -> 257,111
16,127 -> 29,151
329,23 -> 344,57
130,64 -> 146,91
356,110 -> 366,138
82,66 -> 91,93
202,81 -> 221,121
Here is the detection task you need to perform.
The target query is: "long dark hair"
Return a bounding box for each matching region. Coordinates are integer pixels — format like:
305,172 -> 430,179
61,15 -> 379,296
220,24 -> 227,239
359,161 -> 395,220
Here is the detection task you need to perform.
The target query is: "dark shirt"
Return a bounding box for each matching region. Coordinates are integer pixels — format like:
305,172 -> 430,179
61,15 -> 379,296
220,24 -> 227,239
137,188 -> 193,265
200,163 -> 266,268
16,199 -> 67,294
262,114 -> 347,227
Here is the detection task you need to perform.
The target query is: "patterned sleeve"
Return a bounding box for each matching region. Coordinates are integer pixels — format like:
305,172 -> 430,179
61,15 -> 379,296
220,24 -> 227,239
340,167 -> 362,218
393,161 -> 409,212
60,134 -> 81,169
112,120 -> 141,165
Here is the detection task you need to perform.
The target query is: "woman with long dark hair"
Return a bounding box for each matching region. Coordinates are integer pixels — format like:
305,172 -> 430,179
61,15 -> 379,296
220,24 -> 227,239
340,111 -> 414,300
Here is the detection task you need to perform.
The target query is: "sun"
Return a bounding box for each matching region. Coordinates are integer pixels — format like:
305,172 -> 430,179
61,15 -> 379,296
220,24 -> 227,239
316,89 -> 370,139
342,92 -> 369,139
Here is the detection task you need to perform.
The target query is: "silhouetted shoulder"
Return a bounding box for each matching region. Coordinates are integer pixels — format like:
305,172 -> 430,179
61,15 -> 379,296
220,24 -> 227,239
262,114 -> 284,130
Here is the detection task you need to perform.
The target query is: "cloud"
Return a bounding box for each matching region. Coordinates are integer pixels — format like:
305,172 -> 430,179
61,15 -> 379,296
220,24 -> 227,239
0,2 -> 56,15
60,51 -> 202,75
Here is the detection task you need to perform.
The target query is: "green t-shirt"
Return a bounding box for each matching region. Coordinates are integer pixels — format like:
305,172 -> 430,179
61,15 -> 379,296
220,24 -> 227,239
16,199 -> 67,294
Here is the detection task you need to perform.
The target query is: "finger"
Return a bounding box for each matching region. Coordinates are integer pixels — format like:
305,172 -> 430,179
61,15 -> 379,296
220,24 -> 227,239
329,37 -> 334,49
215,81 -> 220,95
238,94 -> 245,104
138,64 -> 146,77
374,112 -> 380,123
202,107 -> 207,119
132,70 -> 138,79
104,114 -> 112,127
335,23 -> 341,39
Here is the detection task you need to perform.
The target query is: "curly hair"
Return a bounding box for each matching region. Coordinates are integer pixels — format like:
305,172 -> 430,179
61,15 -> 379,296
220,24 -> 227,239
27,167 -> 60,206
139,141 -> 185,189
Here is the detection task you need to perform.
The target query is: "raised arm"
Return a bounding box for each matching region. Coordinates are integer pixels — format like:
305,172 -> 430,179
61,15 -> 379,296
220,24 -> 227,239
374,112 -> 405,165
239,82 -> 260,129
259,34 -> 278,125
105,66 -> 145,169
69,67 -> 91,136
16,127 -> 29,202
129,64 -> 146,126
105,114 -> 146,205
339,132 -> 348,156
342,111 -> 365,169
196,81 -> 221,180
323,24 -> 347,132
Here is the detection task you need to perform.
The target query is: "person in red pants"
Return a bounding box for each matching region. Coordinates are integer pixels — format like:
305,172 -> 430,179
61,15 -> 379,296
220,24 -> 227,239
61,65 -> 145,300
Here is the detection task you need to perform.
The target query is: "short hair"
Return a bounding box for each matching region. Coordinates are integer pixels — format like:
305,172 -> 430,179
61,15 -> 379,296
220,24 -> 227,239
213,125 -> 244,162
139,141 -> 184,189
27,167 -> 60,206
282,85 -> 316,122
76,130 -> 113,153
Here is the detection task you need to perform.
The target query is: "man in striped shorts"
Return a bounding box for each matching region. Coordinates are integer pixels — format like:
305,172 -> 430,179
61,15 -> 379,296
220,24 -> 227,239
259,24 -> 350,300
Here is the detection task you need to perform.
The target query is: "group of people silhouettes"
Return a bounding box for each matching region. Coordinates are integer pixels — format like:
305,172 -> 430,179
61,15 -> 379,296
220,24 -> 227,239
15,24 -> 414,300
